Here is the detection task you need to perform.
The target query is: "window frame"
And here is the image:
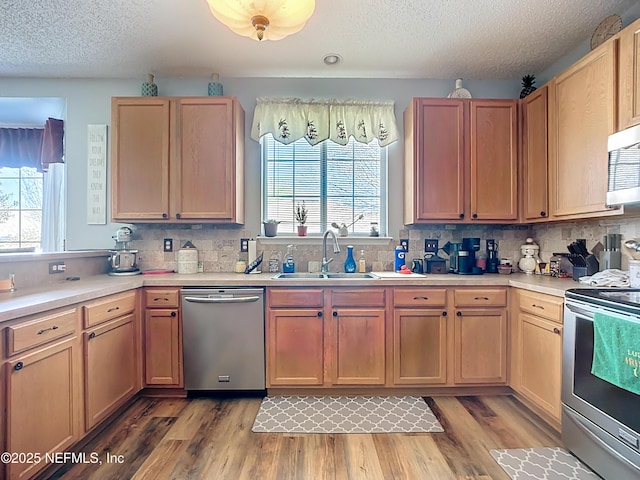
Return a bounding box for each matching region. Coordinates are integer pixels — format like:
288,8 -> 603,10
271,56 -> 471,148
260,135 -> 388,236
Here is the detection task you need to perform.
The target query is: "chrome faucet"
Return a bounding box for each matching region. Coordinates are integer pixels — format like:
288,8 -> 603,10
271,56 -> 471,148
322,229 -> 341,273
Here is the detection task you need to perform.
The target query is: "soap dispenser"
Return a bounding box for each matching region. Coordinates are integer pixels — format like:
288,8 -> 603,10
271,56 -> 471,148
283,244 -> 295,273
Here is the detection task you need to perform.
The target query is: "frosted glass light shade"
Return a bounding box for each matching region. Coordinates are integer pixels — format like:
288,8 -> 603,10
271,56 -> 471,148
206,0 -> 315,41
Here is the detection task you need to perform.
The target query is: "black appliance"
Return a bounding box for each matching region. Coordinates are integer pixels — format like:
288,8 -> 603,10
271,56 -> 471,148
563,288 -> 640,479
442,241 -> 462,273
459,237 -> 482,274
486,239 -> 499,273
424,239 -> 447,274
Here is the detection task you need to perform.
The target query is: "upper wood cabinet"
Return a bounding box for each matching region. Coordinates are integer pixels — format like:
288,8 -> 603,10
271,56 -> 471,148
111,96 -> 244,224
619,17 -> 640,130
404,98 -> 517,224
520,86 -> 549,222
548,40 -> 622,220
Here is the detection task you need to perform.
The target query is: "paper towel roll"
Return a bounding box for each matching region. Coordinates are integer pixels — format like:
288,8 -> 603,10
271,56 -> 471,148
177,248 -> 198,274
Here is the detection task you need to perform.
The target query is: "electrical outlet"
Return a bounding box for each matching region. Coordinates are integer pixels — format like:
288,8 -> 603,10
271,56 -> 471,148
240,238 -> 249,252
163,238 -> 173,252
400,239 -> 409,251
49,262 -> 66,274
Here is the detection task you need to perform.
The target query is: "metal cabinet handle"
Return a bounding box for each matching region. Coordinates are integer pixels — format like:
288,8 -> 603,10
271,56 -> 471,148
162,213 -> 168,219
176,213 -> 182,219
171,311 -> 177,317
553,327 -> 561,334
89,332 -> 96,339
107,306 -> 120,313
333,311 -> 338,317
37,325 -> 59,335
532,304 -> 545,310
413,296 -> 429,300
442,311 -> 447,317
540,211 -> 546,217
317,311 -> 323,317
14,362 -> 23,371
456,311 -> 462,316
459,213 -> 465,219
474,296 -> 489,301
153,297 -> 169,302
472,213 -> 478,219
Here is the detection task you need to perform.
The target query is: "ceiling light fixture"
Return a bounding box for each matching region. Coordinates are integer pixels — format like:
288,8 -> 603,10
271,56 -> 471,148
205,0 -> 316,41
323,54 -> 343,66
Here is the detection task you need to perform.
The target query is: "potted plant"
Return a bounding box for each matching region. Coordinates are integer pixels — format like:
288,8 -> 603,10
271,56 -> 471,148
295,201 -> 308,236
263,219 -> 280,237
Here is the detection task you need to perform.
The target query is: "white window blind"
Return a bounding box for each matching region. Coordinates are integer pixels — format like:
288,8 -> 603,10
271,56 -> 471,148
262,134 -> 387,235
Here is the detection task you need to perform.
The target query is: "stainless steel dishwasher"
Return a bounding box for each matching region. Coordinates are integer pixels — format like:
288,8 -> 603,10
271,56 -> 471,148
181,288 -> 265,391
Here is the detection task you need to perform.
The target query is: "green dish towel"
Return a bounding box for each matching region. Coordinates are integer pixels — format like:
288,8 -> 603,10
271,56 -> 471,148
591,311 -> 640,395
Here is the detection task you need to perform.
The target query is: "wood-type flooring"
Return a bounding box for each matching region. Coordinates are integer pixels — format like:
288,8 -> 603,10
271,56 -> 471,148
48,395 -> 562,480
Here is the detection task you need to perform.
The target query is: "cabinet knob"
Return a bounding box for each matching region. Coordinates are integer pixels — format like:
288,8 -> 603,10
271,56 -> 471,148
472,213 -> 478,219
459,213 -> 465,219
456,311 -> 462,316
332,311 -> 338,317
540,211 -> 546,217
162,213 -> 168,219
442,311 -> 447,317
14,362 -> 23,371
89,332 -> 96,339
553,327 -> 560,335
171,311 -> 177,317
317,311 -> 323,317
176,213 -> 181,219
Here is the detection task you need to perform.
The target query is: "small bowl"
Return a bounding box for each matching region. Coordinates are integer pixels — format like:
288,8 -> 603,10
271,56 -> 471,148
497,265 -> 512,275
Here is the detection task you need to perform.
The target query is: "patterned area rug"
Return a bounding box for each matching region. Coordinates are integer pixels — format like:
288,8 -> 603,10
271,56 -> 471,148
252,396 -> 444,434
490,447 -> 600,480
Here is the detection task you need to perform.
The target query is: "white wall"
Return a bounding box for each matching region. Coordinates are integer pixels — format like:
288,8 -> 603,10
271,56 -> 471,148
0,77 -> 519,250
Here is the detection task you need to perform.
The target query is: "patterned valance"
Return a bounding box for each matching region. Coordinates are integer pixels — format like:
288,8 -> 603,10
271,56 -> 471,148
251,97 -> 399,147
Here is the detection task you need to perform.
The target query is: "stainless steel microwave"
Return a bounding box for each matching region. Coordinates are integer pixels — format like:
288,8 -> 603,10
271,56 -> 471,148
607,123 -> 640,206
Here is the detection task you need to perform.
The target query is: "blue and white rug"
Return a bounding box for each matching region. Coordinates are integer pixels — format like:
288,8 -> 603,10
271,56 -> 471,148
252,395 -> 444,434
490,447 -> 599,480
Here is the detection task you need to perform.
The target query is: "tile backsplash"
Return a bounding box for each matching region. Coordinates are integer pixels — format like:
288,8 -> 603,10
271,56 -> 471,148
131,216 -> 640,273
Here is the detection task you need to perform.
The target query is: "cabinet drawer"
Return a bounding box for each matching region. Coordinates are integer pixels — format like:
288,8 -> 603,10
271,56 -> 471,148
331,288 -> 386,307
83,291 -> 137,328
269,288 -> 323,308
518,290 -> 563,323
394,288 -> 447,307
145,288 -> 180,308
454,288 -> 507,307
7,308 -> 78,356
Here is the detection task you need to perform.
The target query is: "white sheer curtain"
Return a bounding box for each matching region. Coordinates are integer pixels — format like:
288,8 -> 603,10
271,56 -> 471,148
41,162 -> 65,252
251,97 -> 399,146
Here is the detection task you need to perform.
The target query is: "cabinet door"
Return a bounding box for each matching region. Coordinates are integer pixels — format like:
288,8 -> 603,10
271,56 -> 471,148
619,18 -> 640,130
267,309 -> 324,386
453,309 -> 507,384
392,308 -> 447,385
6,337 -> 82,480
84,314 -> 137,431
521,87 -> 549,221
470,100 -> 518,221
519,313 -> 563,422
172,98 -> 244,222
405,98 -> 466,222
144,309 -> 182,386
549,41 -> 619,218
331,308 -> 385,385
111,97 -> 171,221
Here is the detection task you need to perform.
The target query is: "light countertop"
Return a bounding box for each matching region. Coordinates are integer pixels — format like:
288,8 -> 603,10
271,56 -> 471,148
0,271 -> 583,323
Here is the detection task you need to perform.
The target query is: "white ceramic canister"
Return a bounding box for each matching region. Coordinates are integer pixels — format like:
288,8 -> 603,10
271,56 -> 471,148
629,260 -> 640,288
177,245 -> 198,274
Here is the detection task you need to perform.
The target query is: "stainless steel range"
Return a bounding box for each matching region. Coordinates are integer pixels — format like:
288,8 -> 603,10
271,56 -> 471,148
563,289 -> 640,479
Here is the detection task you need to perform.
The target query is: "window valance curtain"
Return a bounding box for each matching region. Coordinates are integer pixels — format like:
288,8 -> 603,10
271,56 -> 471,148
0,117 -> 64,172
251,97 -> 398,147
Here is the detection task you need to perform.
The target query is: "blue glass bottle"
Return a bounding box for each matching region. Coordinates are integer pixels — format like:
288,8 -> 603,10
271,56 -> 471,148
344,245 -> 356,273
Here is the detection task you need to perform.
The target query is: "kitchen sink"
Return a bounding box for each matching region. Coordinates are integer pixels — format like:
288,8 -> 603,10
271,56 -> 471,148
271,273 -> 327,279
271,272 -> 379,279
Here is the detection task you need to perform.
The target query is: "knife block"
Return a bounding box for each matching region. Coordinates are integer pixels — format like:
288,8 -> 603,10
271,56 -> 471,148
599,251 -> 622,270
572,254 -> 599,281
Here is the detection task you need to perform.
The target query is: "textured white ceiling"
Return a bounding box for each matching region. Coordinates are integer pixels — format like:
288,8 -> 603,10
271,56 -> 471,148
0,0 -> 636,79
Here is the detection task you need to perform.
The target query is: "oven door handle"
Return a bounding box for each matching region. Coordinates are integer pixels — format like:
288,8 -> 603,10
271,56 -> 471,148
565,408 -> 640,474
566,304 -> 594,320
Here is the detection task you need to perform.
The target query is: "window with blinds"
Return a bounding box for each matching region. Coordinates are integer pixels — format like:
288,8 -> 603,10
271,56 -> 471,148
262,134 -> 387,235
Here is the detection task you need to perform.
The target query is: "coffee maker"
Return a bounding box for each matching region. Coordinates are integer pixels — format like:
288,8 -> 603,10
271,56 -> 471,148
459,237 -> 482,274
442,241 -> 462,273
108,227 -> 140,276
423,239 -> 447,274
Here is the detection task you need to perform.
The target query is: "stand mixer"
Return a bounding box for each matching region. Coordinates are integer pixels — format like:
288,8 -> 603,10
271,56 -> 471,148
108,227 -> 140,275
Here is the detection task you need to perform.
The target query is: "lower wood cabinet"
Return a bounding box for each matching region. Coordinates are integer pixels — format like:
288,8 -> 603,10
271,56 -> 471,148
331,308 -> 385,385
267,308 -> 324,386
84,314 -> 137,431
6,336 -> 83,480
511,289 -> 564,426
